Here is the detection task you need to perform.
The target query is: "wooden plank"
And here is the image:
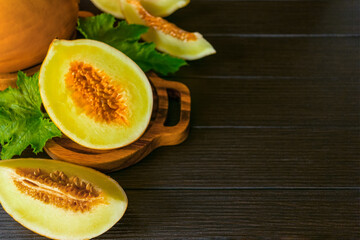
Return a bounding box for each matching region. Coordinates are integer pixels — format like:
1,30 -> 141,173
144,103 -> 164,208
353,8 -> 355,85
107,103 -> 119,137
0,190 -> 358,239
80,0 -> 360,35
78,1 -> 360,78
175,36 -> 360,78
168,0 -> 360,35
105,128 -> 360,188
176,77 -> 360,127
16,128 -> 360,188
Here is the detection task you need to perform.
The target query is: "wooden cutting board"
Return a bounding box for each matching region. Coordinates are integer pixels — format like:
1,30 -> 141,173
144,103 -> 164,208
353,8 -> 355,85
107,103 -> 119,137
44,73 -> 191,172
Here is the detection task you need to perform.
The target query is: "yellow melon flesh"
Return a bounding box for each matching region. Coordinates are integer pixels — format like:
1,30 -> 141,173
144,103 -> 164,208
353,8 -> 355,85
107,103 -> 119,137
90,0 -> 189,18
141,0 -> 190,17
121,0 -> 216,60
39,39 -> 153,150
0,158 -> 127,240
90,0 -> 125,18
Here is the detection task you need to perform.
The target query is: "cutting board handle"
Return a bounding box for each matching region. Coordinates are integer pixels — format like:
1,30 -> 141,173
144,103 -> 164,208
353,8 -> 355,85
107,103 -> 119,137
148,73 -> 191,147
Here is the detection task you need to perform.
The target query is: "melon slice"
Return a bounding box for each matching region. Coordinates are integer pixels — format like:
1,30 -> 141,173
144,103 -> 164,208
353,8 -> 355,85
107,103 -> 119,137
0,158 -> 127,240
90,0 -> 124,18
121,0 -> 215,60
90,0 -> 189,18
39,39 -> 153,150
139,0 -> 190,17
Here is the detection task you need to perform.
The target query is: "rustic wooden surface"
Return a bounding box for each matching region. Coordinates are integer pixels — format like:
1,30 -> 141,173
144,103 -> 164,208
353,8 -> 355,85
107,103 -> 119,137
0,0 -> 359,239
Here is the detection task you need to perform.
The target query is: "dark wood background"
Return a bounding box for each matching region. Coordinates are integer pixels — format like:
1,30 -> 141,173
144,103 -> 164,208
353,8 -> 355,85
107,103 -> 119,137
0,0 -> 359,239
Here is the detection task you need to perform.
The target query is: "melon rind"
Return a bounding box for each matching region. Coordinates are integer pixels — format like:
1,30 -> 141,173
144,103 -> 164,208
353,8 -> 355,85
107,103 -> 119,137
0,159 -> 128,240
121,0 -> 216,60
39,39 -> 153,150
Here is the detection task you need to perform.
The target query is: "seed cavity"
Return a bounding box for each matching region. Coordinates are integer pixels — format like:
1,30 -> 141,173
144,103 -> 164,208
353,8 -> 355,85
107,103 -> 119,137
130,0 -> 197,41
13,168 -> 105,213
65,61 -> 129,125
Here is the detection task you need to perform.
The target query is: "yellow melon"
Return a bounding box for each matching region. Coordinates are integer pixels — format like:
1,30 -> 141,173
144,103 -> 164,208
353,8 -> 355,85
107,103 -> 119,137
39,39 -> 153,150
0,158 -> 128,240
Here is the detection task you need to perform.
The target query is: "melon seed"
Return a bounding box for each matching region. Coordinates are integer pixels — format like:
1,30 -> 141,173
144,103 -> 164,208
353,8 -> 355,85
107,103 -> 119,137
13,168 -> 104,212
65,61 -> 129,125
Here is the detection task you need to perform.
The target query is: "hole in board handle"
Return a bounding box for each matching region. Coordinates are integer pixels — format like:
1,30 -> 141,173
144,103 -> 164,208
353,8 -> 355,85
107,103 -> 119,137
164,88 -> 181,126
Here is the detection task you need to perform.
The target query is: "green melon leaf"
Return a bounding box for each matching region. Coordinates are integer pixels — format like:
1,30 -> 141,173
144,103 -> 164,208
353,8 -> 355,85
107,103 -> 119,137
0,72 -> 62,159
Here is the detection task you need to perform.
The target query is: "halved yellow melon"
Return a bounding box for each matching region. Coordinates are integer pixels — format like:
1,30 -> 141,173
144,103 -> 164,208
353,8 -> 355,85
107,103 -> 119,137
39,39 -> 153,149
121,0 -> 215,60
90,0 -> 189,18
0,158 -> 127,240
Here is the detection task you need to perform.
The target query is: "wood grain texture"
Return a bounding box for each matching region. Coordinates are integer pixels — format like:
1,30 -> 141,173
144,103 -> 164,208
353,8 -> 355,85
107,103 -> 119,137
0,0 -> 358,239
15,128 -> 360,188
179,77 -> 360,127
0,190 -> 359,239
105,128 -> 360,188
80,0 -> 360,35
44,74 -> 190,172
175,36 -> 360,78
79,1 -> 360,79
170,0 -> 360,35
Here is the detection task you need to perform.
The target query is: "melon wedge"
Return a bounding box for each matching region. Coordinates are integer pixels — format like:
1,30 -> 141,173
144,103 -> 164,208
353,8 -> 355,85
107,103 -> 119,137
39,39 -> 153,150
140,0 -> 190,17
90,0 -> 189,18
121,0 -> 216,60
90,0 -> 125,18
0,158 -> 127,240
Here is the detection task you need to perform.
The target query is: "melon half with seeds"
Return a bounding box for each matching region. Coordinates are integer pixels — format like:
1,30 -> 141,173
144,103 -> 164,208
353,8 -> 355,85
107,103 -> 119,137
0,158 -> 128,240
121,0 -> 215,60
39,39 -> 153,149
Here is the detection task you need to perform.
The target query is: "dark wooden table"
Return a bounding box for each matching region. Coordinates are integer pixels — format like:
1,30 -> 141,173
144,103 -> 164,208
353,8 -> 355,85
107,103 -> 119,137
1,0 -> 359,239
